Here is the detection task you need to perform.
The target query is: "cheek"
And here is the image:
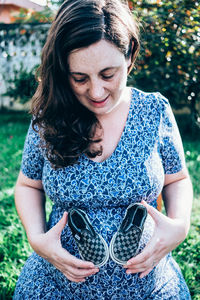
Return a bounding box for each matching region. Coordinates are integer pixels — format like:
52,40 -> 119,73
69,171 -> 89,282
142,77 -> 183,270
112,70 -> 127,90
69,80 -> 84,96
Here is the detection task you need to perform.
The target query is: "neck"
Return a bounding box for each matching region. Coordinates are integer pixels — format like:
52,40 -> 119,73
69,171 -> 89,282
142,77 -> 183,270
97,87 -> 132,123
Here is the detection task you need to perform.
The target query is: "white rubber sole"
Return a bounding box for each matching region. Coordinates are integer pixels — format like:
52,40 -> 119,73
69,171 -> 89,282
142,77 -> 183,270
109,232 -> 127,265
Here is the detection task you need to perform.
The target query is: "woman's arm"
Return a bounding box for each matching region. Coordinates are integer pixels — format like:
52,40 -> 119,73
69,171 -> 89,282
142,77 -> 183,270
123,168 -> 193,278
15,171 -> 47,238
162,168 -> 193,237
15,171 -> 99,282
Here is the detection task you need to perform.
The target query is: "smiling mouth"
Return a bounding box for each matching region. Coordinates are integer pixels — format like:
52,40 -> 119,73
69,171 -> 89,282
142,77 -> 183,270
90,95 -> 109,103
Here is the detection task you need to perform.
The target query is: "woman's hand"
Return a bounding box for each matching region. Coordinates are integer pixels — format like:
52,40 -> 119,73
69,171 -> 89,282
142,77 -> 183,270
28,212 -> 99,283
123,200 -> 188,278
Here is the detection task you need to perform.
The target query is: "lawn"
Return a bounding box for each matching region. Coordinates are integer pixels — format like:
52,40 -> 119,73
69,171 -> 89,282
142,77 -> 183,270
0,110 -> 200,299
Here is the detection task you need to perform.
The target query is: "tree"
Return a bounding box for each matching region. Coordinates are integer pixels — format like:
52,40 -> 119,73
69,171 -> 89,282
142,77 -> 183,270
128,0 -> 200,125
7,0 -> 200,126
11,7 -> 54,23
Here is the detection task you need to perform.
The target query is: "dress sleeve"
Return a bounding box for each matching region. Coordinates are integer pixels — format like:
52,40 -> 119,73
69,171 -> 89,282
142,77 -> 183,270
157,93 -> 186,174
21,121 -> 44,180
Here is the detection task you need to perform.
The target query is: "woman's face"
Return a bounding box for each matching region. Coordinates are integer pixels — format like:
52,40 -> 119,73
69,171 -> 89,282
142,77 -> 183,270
68,40 -> 131,116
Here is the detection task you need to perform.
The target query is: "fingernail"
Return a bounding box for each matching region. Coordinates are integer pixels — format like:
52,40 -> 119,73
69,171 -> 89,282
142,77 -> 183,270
126,270 -> 131,274
126,261 -> 131,266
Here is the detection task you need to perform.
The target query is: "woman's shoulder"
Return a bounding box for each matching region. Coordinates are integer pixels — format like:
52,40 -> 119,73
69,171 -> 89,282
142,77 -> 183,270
130,87 -> 170,112
25,121 -> 42,145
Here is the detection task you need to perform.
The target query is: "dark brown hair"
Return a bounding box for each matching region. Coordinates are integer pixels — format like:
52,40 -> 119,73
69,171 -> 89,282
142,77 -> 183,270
31,0 -> 140,168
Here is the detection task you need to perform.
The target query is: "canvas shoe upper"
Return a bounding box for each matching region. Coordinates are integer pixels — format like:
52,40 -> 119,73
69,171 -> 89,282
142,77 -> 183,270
68,208 -> 109,268
109,203 -> 147,265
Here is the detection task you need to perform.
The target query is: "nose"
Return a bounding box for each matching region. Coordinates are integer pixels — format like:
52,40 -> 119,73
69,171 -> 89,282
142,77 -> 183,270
88,78 -> 105,100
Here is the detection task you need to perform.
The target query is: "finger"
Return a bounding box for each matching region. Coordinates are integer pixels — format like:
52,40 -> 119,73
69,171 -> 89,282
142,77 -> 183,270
66,264 -> 99,278
139,267 -> 153,278
125,240 -> 163,269
126,267 -> 147,274
52,257 -> 98,280
50,212 -> 68,238
67,269 -> 99,280
125,255 -> 159,273
60,247 -> 95,269
126,257 -> 158,274
63,265 -> 99,281
141,200 -> 165,225
65,273 -> 86,283
125,241 -> 155,266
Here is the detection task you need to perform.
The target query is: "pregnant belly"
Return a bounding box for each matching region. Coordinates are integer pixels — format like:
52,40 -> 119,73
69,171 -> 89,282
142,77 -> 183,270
48,204 -> 155,256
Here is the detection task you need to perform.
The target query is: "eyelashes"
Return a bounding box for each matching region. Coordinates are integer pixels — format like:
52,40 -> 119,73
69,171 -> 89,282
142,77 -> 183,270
72,73 -> 115,84
72,77 -> 86,83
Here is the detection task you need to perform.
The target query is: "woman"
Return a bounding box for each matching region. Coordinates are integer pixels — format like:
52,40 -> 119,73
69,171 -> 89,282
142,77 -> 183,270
14,0 -> 193,298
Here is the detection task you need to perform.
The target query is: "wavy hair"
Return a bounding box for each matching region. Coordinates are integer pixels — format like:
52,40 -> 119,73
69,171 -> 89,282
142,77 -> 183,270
31,0 -> 140,168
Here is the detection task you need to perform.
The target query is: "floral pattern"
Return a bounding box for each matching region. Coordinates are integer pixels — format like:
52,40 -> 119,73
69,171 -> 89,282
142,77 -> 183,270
14,88 -> 191,299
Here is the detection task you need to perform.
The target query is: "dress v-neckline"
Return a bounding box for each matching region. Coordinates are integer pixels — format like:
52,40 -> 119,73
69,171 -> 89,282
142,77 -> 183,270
82,88 -> 134,165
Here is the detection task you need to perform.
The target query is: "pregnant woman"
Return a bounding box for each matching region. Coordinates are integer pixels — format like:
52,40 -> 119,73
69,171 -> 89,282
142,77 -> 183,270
14,0 -> 193,299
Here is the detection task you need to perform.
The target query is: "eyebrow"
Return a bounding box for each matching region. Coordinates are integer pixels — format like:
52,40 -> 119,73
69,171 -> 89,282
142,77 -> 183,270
69,66 -> 119,75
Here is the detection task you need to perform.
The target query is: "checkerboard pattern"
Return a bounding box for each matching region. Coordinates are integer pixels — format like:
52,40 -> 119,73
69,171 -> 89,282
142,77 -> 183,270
112,227 -> 142,263
76,230 -> 109,267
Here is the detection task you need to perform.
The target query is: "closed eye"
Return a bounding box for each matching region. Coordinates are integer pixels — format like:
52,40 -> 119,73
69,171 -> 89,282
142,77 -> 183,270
72,77 -> 87,83
101,74 -> 114,80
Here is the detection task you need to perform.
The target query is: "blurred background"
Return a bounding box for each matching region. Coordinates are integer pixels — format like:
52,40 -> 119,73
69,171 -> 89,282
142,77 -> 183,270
0,0 -> 200,299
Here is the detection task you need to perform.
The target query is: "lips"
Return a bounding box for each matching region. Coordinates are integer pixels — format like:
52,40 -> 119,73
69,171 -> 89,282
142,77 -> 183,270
89,95 -> 109,106
90,95 -> 109,103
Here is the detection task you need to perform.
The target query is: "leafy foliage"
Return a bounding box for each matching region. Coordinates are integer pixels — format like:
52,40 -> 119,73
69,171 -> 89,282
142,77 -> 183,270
11,7 -> 54,23
3,64 -> 39,104
5,0 -> 199,126
128,0 -> 200,125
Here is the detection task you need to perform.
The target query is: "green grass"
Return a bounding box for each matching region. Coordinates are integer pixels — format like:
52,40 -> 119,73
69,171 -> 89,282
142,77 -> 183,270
173,139 -> 200,300
0,110 -> 32,299
0,110 -> 200,299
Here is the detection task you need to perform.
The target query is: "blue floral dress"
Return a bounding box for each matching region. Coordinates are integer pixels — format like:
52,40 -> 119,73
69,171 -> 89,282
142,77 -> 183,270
14,88 -> 191,299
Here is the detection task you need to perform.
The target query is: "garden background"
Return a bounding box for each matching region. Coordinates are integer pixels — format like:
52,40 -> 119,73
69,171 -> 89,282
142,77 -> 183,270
0,0 -> 200,299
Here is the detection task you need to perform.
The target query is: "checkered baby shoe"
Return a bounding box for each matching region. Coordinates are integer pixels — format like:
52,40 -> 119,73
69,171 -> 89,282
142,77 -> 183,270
109,203 -> 147,265
68,208 -> 109,268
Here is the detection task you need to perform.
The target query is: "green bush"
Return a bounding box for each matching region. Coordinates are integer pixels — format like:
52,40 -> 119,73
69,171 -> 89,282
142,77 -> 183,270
128,0 -> 200,124
3,64 -> 38,104
4,0 -> 199,125
12,7 -> 54,23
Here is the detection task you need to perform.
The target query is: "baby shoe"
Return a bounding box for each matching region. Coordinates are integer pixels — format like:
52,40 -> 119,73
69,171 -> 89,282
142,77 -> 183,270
68,208 -> 109,268
109,203 -> 147,265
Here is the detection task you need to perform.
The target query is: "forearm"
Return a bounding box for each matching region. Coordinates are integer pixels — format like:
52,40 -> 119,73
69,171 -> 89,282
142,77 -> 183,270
162,176 -> 193,236
15,184 -> 47,241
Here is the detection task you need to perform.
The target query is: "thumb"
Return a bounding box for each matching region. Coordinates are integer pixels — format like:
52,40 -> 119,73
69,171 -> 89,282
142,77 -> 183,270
50,212 -> 68,237
141,200 -> 164,225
